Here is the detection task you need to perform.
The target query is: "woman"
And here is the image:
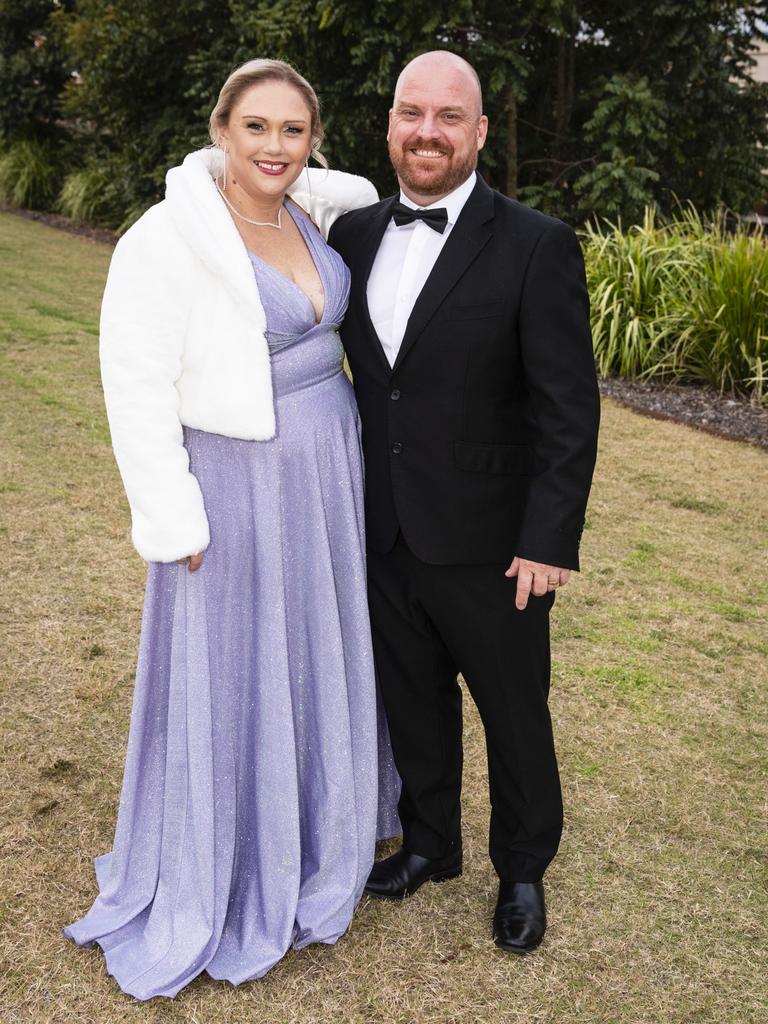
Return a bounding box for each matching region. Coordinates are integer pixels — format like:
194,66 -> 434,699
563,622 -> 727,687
64,58 -> 401,1000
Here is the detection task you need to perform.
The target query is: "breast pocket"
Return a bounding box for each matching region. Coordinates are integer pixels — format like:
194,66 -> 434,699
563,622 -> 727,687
437,301 -> 506,324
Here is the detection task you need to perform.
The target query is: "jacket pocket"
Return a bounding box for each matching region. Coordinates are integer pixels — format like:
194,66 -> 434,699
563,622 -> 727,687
453,441 -> 530,475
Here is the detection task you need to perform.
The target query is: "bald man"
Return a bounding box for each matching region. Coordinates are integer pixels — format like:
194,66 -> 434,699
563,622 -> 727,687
329,51 -> 600,953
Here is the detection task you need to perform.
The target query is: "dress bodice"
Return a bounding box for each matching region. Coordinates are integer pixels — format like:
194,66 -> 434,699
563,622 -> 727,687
248,203 -> 351,400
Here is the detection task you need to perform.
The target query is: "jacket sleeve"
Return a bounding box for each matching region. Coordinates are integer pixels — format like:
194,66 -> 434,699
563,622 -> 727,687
289,168 -> 377,238
99,217 -> 210,562
514,221 -> 600,571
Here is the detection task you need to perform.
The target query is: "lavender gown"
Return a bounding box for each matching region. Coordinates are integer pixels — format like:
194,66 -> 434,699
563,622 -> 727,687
64,203 -> 401,1000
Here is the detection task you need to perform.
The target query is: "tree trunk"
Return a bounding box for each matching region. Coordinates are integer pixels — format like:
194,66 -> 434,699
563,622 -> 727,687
554,22 -> 576,167
505,83 -> 518,199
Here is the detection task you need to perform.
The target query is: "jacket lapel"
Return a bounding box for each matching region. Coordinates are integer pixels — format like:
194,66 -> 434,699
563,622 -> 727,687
393,177 -> 496,372
352,196 -> 398,375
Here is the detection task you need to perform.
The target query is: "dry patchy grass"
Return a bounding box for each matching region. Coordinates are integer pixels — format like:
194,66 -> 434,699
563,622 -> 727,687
1,212 -> 767,1024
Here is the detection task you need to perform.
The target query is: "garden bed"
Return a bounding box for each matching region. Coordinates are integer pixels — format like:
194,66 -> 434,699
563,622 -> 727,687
599,377 -> 768,449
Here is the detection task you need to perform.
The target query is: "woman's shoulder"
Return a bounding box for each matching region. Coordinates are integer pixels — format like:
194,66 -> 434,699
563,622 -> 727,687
111,200 -> 195,278
116,199 -> 174,251
288,168 -> 377,237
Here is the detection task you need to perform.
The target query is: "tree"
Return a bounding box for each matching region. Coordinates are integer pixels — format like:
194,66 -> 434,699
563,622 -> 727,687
572,73 -> 667,223
6,0 -> 766,226
61,0 -> 234,210
518,1 -> 768,220
0,0 -> 73,142
224,0 -> 566,197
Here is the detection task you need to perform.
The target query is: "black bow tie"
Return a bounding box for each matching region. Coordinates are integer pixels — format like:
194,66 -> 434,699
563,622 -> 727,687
391,201 -> 449,234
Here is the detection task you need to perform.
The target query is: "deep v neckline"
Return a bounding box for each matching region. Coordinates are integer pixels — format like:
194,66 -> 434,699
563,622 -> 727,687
248,202 -> 326,326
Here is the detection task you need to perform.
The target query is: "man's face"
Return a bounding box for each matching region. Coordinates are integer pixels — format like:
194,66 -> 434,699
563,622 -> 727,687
388,61 -> 488,203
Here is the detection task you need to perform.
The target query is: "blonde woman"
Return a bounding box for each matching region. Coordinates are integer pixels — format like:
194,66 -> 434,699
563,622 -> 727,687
64,59 -> 400,999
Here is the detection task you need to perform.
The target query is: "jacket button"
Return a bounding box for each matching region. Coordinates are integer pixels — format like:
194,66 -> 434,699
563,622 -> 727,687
390,388 -> 401,401
391,442 -> 403,454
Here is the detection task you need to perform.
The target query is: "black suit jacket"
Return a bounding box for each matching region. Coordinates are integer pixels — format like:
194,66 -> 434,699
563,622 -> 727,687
329,175 -> 600,570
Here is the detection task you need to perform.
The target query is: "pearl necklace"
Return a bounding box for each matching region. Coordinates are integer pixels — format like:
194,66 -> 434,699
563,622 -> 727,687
215,182 -> 283,229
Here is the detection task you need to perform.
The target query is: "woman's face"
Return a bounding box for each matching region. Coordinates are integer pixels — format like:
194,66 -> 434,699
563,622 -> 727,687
218,80 -> 313,202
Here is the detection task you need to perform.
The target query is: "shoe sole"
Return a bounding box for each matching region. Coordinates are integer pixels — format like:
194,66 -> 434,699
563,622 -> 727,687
493,935 -> 544,954
364,868 -> 462,901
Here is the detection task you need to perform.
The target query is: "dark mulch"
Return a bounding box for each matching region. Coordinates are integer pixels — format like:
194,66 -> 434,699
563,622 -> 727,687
0,203 -> 118,246
2,204 -> 765,450
599,376 -> 767,450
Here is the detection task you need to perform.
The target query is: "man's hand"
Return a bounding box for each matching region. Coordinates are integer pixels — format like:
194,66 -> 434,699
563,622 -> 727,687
177,552 -> 204,573
505,556 -> 571,610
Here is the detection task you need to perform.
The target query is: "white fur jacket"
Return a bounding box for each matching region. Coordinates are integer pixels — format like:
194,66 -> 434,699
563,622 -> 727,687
99,148 -> 376,562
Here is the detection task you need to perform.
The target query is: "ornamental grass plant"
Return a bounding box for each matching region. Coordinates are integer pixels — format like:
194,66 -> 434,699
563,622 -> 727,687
58,158 -> 145,234
0,138 -> 63,211
584,207 -> 768,402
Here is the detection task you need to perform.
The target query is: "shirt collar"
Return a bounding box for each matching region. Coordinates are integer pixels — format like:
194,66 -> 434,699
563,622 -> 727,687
398,171 -> 477,226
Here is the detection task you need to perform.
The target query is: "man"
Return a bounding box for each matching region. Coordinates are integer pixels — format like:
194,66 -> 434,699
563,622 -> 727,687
329,51 -> 600,953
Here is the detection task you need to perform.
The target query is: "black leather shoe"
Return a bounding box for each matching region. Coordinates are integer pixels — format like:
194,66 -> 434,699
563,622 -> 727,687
492,880 -> 547,953
364,847 -> 462,900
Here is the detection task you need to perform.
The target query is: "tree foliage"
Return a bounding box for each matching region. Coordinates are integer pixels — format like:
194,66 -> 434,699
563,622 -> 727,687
0,0 -> 73,142
530,1 -> 768,220
570,73 -> 667,224
0,0 -> 765,225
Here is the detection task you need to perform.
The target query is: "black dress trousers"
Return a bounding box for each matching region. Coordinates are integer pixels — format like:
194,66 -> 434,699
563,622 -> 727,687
367,533 -> 563,884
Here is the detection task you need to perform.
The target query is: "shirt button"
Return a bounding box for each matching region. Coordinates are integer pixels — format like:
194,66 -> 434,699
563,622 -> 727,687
391,442 -> 403,454
390,388 -> 401,401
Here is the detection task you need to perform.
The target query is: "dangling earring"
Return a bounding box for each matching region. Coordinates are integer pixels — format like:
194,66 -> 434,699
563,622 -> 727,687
222,146 -> 228,192
305,154 -> 312,199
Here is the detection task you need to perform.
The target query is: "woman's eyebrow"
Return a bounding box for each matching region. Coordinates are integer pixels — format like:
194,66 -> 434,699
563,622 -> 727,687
239,114 -> 308,123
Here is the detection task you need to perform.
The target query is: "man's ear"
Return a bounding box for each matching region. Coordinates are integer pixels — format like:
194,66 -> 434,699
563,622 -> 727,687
387,108 -> 393,143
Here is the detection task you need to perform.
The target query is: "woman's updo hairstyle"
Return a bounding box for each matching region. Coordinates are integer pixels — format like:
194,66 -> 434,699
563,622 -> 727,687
209,58 -> 327,168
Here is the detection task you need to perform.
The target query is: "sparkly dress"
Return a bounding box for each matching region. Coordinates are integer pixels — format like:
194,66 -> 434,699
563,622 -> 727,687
64,202 -> 401,1000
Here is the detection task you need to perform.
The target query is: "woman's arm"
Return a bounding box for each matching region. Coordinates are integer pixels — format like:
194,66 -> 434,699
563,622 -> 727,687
288,168 -> 378,238
100,209 -> 210,562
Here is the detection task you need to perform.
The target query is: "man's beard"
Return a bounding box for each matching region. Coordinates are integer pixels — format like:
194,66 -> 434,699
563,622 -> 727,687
389,138 -> 477,198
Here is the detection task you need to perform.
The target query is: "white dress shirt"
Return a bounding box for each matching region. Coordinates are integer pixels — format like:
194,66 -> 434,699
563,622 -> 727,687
367,172 -> 478,367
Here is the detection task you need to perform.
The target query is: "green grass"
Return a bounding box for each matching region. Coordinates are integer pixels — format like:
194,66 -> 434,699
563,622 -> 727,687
668,496 -> 723,514
1,211 -> 768,1023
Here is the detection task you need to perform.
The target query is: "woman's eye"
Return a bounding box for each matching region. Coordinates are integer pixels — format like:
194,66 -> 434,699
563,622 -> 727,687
285,127 -> 304,135
246,122 -> 265,131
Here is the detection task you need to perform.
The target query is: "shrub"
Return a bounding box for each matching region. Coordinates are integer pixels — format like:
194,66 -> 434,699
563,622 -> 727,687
58,157 -> 147,233
670,217 -> 768,401
0,138 -> 63,210
584,208 -> 767,402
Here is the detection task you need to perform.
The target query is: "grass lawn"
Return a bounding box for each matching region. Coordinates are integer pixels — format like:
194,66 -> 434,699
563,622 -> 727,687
1,210 -> 766,1024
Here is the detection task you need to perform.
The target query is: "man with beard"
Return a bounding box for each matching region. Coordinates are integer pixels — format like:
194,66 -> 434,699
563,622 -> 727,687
328,51 -> 600,953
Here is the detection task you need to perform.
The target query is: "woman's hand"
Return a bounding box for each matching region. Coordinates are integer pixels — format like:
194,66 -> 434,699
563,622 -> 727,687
177,552 -> 204,572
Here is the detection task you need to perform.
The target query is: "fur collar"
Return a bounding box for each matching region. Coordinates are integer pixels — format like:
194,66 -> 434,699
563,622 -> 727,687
164,148 -> 267,322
